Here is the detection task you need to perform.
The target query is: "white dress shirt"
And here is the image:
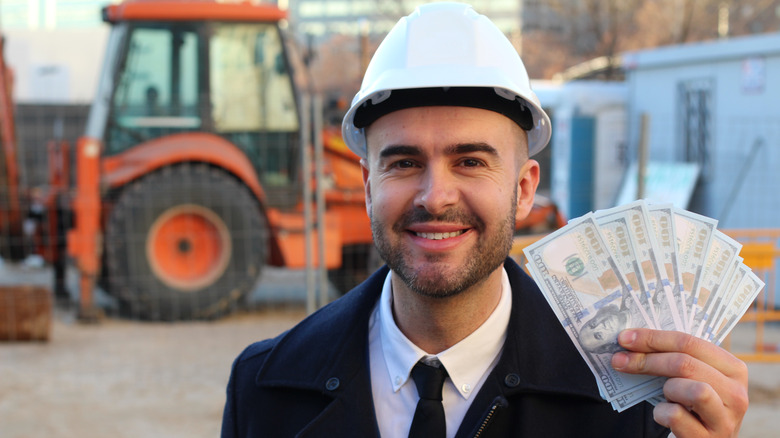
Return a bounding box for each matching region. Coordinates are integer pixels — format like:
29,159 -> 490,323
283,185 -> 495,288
368,268 -> 512,438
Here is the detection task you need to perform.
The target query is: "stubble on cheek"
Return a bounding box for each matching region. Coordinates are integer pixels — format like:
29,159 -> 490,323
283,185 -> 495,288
370,187 -> 517,298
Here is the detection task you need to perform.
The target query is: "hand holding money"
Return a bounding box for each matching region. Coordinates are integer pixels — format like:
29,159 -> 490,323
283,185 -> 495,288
523,200 -> 760,436
612,328 -> 748,438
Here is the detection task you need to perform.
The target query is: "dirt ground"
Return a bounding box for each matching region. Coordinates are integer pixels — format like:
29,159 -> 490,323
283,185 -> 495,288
0,308 -> 304,438
1,306 -> 780,438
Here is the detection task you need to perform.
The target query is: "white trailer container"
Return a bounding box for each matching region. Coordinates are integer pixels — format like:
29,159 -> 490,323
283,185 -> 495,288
623,32 -> 780,228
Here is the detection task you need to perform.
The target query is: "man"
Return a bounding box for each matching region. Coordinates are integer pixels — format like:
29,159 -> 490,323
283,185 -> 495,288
222,3 -> 748,437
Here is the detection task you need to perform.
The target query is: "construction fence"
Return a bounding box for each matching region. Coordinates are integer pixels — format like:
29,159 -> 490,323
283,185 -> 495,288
721,229 -> 780,362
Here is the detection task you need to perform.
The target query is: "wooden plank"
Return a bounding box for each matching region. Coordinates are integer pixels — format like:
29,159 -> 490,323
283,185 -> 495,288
0,285 -> 52,341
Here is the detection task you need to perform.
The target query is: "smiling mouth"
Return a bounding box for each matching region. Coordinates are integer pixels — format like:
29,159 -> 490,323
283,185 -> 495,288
414,230 -> 466,240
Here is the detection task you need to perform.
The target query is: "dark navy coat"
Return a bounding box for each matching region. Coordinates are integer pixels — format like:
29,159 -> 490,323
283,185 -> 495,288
221,258 -> 669,437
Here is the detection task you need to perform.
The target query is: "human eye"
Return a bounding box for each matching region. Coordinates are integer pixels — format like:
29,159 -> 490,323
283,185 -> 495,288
394,159 -> 417,169
458,157 -> 485,168
381,158 -> 418,172
378,146 -> 421,171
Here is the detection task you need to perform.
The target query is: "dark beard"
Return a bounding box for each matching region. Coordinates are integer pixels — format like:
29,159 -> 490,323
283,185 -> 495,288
371,187 -> 517,299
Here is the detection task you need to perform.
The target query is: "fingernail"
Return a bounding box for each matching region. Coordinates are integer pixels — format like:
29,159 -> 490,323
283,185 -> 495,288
612,352 -> 629,370
619,330 -> 637,346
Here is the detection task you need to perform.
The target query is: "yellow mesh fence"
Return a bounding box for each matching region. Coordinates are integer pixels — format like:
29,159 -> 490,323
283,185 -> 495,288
722,229 -> 780,362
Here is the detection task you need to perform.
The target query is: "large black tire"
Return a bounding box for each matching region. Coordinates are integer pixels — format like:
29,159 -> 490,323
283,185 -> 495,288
105,164 -> 267,320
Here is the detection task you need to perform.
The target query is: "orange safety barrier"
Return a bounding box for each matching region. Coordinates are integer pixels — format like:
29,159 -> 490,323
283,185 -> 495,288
722,229 -> 780,362
509,234 -> 546,271
511,230 -> 780,362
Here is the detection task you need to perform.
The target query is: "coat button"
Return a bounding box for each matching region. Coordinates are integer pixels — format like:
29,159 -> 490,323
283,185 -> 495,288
326,377 -> 340,391
504,373 -> 521,388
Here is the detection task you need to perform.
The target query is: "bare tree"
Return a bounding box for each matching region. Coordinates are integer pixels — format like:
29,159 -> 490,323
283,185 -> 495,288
722,0 -> 780,35
533,0 -> 780,79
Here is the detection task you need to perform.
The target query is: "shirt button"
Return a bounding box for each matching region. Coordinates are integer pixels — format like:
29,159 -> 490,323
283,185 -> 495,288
504,373 -> 521,388
461,383 -> 472,393
325,377 -> 340,391
395,376 -> 402,385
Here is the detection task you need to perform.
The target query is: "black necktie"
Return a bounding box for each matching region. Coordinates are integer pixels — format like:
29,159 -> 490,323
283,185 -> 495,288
408,360 -> 448,438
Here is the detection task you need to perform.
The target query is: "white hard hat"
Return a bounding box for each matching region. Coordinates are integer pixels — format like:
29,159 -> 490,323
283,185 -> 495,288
342,2 -> 551,158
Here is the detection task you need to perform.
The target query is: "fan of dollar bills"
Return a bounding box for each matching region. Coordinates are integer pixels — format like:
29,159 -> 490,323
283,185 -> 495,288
523,199 -> 765,412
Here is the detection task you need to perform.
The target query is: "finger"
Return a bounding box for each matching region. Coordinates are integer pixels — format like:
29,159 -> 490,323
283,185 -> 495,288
661,377 -> 744,436
613,351 -> 749,436
612,349 -> 747,402
653,401 -> 707,438
617,329 -> 747,380
612,348 -> 717,380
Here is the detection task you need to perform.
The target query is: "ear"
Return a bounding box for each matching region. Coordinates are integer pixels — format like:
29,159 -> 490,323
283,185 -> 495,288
515,159 -> 540,223
361,158 -> 372,217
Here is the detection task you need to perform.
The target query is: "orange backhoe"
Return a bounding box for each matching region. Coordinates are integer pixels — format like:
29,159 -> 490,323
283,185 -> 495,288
49,0 -> 373,320
0,33 -> 23,261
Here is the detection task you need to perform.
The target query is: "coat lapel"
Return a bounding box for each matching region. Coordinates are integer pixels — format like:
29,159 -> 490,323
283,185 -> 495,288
253,266 -> 390,437
294,363 -> 379,437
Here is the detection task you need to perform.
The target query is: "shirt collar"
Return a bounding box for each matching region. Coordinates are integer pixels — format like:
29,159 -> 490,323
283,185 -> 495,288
378,268 -> 512,400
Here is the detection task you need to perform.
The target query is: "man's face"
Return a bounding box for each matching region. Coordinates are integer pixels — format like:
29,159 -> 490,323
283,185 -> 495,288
362,106 -> 539,298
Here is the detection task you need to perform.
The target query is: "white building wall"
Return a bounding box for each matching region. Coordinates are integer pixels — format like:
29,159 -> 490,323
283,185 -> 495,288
5,28 -> 110,103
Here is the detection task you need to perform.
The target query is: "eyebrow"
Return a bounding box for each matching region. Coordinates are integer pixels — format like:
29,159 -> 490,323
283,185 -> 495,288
446,142 -> 499,157
378,142 -> 499,159
378,145 -> 421,159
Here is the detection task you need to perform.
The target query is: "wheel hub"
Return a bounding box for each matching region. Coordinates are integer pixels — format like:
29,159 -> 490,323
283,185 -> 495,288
146,204 -> 232,291
178,239 -> 192,254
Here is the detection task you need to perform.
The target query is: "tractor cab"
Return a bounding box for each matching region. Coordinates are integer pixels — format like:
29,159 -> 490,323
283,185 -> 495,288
90,1 -> 301,206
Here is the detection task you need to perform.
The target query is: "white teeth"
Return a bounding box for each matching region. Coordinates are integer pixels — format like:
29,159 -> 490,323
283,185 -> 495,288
415,230 -> 465,240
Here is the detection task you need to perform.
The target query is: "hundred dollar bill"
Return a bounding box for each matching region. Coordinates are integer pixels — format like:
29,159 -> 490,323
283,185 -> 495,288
524,215 -> 665,403
527,255 -> 666,408
673,208 -> 718,332
526,260 -> 660,410
610,386 -> 665,412
694,257 -> 741,339
712,270 -> 765,345
701,259 -> 745,342
646,394 -> 667,406
594,203 -> 658,329
597,201 -> 683,331
647,204 -> 687,332
690,231 -> 742,338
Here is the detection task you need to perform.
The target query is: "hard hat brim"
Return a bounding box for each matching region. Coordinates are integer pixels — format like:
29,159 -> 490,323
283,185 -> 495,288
352,87 -> 534,132
343,85 -> 551,159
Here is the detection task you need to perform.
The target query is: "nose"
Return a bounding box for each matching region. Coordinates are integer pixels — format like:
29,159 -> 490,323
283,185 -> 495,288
413,164 -> 459,215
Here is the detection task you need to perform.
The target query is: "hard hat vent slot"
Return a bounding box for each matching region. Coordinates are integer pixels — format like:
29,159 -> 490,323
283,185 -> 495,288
368,90 -> 392,105
494,87 -> 517,101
